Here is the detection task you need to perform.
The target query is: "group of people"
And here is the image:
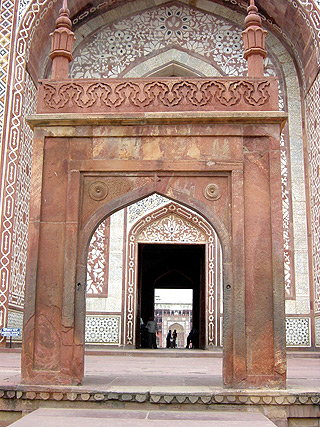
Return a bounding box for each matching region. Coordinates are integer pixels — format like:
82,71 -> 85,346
166,329 -> 177,348
140,316 -> 199,349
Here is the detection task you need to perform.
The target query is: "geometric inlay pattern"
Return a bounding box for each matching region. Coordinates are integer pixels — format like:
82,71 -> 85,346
0,0 -> 18,341
0,0 -> 59,341
126,201 -> 218,347
306,72 -> 320,314
6,309 -> 23,341
85,314 -> 120,344
9,71 -> 37,309
286,317 -> 311,347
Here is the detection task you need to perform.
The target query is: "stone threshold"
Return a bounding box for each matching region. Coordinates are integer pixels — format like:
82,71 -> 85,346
1,347 -> 318,359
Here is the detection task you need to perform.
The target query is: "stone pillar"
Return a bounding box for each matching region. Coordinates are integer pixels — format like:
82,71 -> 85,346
242,0 -> 267,78
242,127 -> 286,388
50,0 -> 75,80
21,132 -> 83,385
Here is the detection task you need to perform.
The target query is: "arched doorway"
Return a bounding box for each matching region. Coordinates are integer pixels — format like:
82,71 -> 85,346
125,200 -> 222,349
84,195 -> 223,349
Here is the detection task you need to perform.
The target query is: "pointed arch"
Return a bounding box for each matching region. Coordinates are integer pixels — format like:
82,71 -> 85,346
124,199 -> 222,347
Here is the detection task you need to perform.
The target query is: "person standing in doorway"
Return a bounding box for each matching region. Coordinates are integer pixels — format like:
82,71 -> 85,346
172,329 -> 177,348
146,316 -> 158,349
166,330 -> 172,348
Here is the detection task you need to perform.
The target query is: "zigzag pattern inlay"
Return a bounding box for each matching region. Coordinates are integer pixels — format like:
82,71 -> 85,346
0,0 -> 19,341
9,71 -> 36,310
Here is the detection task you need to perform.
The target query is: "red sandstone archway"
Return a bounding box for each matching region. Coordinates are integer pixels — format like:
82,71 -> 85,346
2,0 -> 318,353
20,0 -> 288,390
78,190 -> 231,350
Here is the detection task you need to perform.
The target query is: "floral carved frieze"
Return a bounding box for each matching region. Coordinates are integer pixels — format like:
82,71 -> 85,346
137,214 -> 207,243
37,77 -> 279,114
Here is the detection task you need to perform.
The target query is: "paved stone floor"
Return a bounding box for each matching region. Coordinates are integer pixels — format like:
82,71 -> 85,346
0,349 -> 319,391
0,349 -> 319,426
0,349 -> 320,392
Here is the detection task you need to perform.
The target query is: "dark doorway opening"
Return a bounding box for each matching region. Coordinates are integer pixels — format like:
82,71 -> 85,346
137,243 -> 206,349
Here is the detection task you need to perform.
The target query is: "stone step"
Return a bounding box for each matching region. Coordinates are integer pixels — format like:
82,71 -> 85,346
10,408 -> 276,426
84,347 -> 223,357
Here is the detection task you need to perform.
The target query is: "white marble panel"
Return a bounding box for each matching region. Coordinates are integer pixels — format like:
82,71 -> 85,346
295,297 -> 311,314
316,317 -> 320,347
86,210 -> 125,313
105,210 -> 124,312
285,300 -> 297,315
286,317 -> 311,347
85,315 -> 121,344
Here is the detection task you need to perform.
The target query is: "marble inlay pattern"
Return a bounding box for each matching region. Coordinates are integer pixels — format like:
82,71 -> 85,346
9,72 -> 36,309
316,316 -> 320,346
87,220 -> 109,295
70,2 -> 278,79
128,194 -> 170,225
85,315 -> 120,344
137,214 -> 207,243
286,317 -> 311,347
306,72 -> 320,314
281,133 -> 294,298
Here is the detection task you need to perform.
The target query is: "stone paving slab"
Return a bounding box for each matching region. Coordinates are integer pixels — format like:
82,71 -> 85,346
10,408 -> 276,426
0,352 -> 319,392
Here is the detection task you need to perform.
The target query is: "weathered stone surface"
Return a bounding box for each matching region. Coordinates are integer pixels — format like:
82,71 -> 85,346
23,71 -> 287,390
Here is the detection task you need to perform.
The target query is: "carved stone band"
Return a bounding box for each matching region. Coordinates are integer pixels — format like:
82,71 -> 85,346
37,77 -> 279,114
204,184 -> 221,201
89,181 -> 108,201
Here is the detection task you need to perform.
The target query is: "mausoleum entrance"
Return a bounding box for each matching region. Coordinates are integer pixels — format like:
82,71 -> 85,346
21,0 -> 288,389
137,243 -> 205,349
85,196 -> 223,350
